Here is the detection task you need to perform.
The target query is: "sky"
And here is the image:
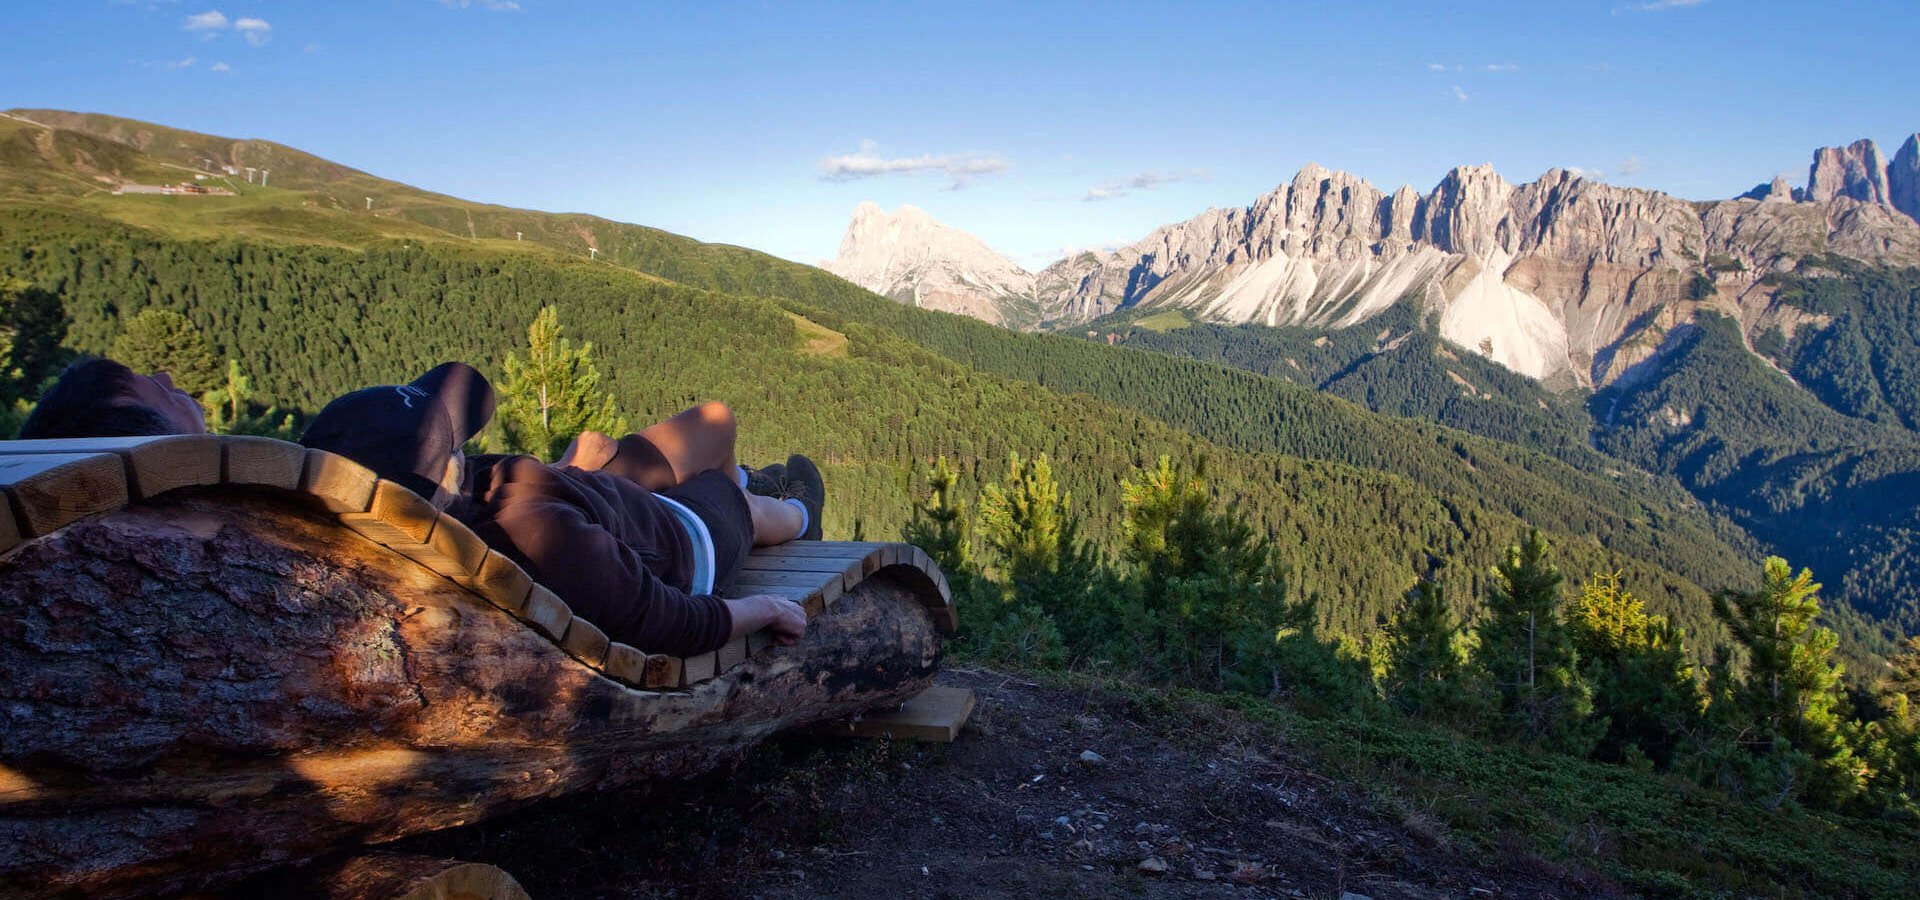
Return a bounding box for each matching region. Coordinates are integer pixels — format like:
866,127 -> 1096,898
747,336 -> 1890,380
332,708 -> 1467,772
6,1 -> 1920,269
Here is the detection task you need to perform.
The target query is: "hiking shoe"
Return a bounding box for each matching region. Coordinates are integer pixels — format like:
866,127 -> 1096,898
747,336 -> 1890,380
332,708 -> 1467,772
744,462 -> 786,497
781,454 -> 826,541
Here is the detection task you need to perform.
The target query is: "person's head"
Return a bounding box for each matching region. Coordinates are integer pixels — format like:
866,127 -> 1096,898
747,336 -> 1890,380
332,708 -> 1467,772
299,362 -> 495,508
18,357 -> 207,439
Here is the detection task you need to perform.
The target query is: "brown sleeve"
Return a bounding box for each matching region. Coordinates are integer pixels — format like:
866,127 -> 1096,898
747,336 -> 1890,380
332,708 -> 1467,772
482,482 -> 733,657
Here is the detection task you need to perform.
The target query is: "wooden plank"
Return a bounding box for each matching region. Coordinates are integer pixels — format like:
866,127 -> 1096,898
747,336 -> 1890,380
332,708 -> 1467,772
746,542 -> 881,560
419,514 -> 488,578
0,436 -> 176,455
458,550 -> 532,614
602,643 -> 647,686
301,450 -> 377,514
0,453 -> 128,536
643,654 -> 683,690
730,569 -> 843,614
680,651 -> 717,686
518,584 -> 572,641
717,636 -> 747,672
560,617 -> 610,669
738,554 -> 862,581
726,568 -> 839,589
719,581 -> 823,617
123,434 -> 223,499
364,480 -> 438,544
222,436 -> 305,489
816,686 -> 975,743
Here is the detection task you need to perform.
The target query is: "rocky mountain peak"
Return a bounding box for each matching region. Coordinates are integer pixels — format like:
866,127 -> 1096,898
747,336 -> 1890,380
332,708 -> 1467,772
1808,138 -> 1892,205
1892,135 -> 1920,222
824,203 -> 1035,327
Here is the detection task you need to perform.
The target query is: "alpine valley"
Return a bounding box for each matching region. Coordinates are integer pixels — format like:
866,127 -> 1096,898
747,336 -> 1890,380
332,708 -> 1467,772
828,139 -> 1920,638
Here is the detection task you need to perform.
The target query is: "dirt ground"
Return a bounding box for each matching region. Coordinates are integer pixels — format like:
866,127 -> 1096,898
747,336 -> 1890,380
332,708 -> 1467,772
388,669 -> 1604,899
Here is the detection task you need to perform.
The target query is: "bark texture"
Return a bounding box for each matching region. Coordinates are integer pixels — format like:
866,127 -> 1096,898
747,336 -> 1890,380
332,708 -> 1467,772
0,490 -> 940,898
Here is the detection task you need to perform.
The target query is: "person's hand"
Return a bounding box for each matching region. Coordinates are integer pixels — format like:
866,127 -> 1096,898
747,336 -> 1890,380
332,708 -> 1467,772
761,596 -> 808,646
725,595 -> 809,646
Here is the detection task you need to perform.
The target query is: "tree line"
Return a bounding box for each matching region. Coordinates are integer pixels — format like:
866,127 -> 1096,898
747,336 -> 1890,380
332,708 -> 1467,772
907,450 -> 1920,819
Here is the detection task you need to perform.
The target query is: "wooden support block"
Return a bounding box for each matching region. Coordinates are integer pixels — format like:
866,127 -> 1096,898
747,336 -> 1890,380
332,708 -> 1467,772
816,687 -> 975,743
222,436 -> 305,489
518,584 -> 572,641
643,654 -> 683,690
717,636 -> 747,672
0,453 -> 128,536
357,479 -> 435,544
603,643 -> 647,686
905,545 -> 935,574
123,434 -> 223,499
458,551 -> 533,614
560,617 -> 610,668
301,450 -> 378,514
680,651 -> 717,686
0,496 -> 19,554
418,514 -> 488,578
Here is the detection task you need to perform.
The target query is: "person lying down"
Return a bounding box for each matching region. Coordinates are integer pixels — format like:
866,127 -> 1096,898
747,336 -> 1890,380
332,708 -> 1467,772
18,356 -> 826,658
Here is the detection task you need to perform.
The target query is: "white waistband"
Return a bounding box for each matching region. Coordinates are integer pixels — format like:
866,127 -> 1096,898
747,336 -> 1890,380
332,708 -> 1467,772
652,493 -> 716,596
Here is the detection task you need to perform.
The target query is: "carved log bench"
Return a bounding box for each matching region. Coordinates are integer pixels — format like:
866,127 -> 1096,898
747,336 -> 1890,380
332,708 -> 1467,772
0,435 -> 956,898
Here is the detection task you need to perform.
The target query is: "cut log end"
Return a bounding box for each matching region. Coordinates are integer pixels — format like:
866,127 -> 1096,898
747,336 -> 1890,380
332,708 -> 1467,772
239,852 -> 530,900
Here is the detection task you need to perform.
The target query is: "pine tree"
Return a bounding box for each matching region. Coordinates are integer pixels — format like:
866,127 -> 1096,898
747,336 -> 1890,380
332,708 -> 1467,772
1382,581 -> 1481,722
904,456 -> 969,574
1711,558 -> 1863,807
202,359 -> 252,434
1471,530 -> 1598,754
0,281 -> 68,404
1571,571 -> 1702,766
974,452 -> 1095,666
497,305 -> 628,460
110,308 -> 220,394
1118,456 -> 1319,693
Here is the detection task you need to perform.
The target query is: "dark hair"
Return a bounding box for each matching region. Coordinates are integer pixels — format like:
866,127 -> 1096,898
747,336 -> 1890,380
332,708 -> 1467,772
18,357 -> 177,439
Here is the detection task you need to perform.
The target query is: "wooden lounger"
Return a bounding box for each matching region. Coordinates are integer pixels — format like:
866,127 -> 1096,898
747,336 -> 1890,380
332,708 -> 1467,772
0,435 -> 957,899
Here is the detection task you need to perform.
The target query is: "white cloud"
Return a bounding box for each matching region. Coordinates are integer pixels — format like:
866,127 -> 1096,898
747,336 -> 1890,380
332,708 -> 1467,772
210,61 -> 231,73
818,140 -> 1010,190
1451,85 -> 1469,102
1617,155 -> 1643,177
1427,62 -> 1517,73
1567,166 -> 1607,180
233,17 -> 271,46
440,0 -> 523,10
1082,168 -> 1212,202
157,56 -> 197,70
1615,0 -> 1707,12
183,9 -> 227,31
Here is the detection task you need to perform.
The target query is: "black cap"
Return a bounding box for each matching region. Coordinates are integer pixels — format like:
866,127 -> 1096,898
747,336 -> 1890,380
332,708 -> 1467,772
300,362 -> 496,501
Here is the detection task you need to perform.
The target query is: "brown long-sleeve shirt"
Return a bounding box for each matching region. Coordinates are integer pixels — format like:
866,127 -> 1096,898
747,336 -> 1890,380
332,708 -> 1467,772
456,454 -> 732,656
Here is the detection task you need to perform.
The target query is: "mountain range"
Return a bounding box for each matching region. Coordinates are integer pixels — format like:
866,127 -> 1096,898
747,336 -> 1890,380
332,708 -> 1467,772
828,136 -> 1920,388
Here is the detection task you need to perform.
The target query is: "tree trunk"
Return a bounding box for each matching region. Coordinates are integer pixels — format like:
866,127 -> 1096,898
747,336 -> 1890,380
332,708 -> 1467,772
0,491 -> 941,898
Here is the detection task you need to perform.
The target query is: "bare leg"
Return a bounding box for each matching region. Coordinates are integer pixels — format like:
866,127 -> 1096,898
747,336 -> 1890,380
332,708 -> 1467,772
746,489 -> 805,546
636,401 -> 739,488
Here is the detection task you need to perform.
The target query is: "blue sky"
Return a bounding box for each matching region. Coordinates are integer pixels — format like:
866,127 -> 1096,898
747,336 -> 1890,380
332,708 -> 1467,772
7,1 -> 1919,267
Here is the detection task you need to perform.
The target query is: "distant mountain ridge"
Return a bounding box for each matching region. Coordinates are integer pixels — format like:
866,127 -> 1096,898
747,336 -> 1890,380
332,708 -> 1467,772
821,202 -> 1037,328
826,135 -> 1920,386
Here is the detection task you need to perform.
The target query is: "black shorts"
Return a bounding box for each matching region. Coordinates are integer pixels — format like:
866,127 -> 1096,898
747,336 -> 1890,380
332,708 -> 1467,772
660,467 -> 752,596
